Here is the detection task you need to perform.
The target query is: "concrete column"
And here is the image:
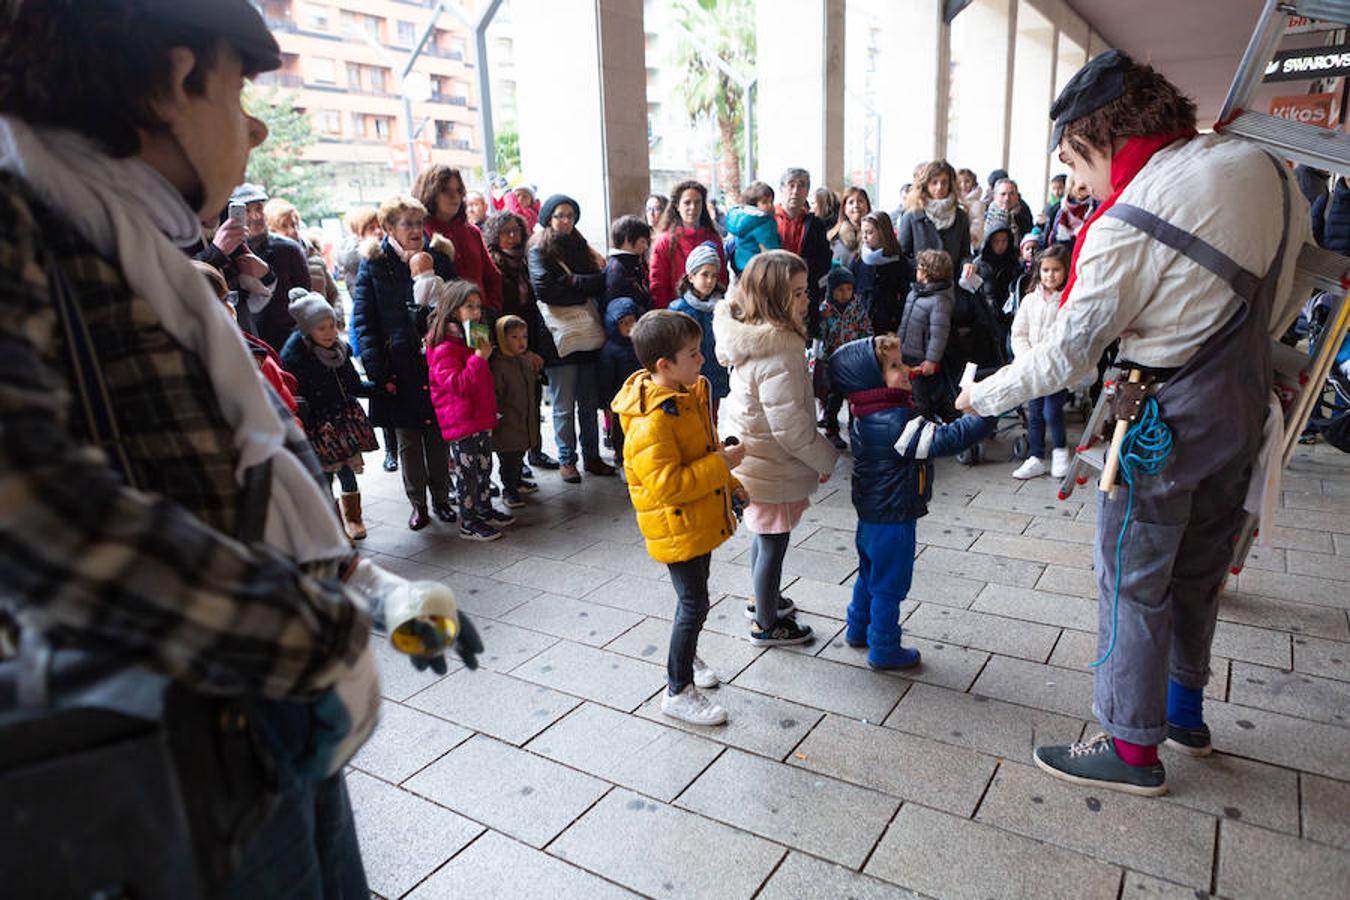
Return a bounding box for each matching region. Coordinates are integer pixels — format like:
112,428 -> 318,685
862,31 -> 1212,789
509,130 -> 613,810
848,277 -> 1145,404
756,0 -> 847,190
512,0 -> 647,250
873,0 -> 943,210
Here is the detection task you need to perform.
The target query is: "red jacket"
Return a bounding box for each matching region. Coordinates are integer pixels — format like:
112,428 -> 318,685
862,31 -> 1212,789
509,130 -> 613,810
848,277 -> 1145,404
427,330 -> 498,442
648,226 -> 727,309
425,216 -> 504,312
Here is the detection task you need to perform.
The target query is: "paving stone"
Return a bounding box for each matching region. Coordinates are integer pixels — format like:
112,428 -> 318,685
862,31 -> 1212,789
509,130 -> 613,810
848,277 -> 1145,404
567,539 -> 674,582
916,545 -> 1045,587
1206,700 -> 1350,780
505,525 -> 606,560
728,543 -> 860,584
1287,548 -> 1350,581
676,749 -> 898,867
972,655 -> 1094,719
1209,621 -> 1291,669
361,526 -> 453,561
817,633 -> 990,692
345,770 -> 483,899
439,572 -> 538,619
884,682 -> 1085,760
1236,543 -> 1285,572
407,668 -> 579,745
603,616 -> 763,680
405,830 -> 638,900
1228,661 -> 1350,726
1302,774 -> 1350,849
470,618 -> 559,674
1217,819 -> 1350,899
500,593 -> 644,647
865,802 -> 1123,900
977,761 -> 1215,887
799,501 -> 863,533
1293,634 -> 1350,682
351,701 -> 471,784
582,572 -> 678,618
756,852 -> 920,900
1261,525 -> 1335,554
773,576 -> 852,619
1237,568 -> 1348,610
528,703 -> 722,802
902,602 -> 1061,661
512,640 -> 665,710
635,683 -> 824,758
1119,871 -> 1211,898
796,525 -> 862,555
903,569 -> 987,608
967,489 -> 1082,520
1024,516 -> 1100,545
414,538 -> 528,578
1036,563 -> 1102,598
371,633 -> 457,702
549,788 -> 784,900
917,521 -> 984,551
404,734 -> 609,848
733,649 -> 909,722
924,501 -> 1035,536
1274,507 -> 1350,535
971,532 -> 1096,569
1159,750 -> 1299,835
371,554 -> 456,583
972,582 -> 1099,631
492,556 -> 619,598
550,511 -> 646,546
791,714 -> 996,815
1218,591 -> 1350,641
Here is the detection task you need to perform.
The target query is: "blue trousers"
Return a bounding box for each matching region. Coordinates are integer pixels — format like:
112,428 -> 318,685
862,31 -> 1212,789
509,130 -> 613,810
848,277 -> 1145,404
847,521 -> 917,662
1025,390 -> 1069,458
544,363 -> 599,466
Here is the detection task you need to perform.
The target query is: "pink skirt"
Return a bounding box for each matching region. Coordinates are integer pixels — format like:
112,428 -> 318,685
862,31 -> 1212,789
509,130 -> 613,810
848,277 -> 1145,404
743,499 -> 810,535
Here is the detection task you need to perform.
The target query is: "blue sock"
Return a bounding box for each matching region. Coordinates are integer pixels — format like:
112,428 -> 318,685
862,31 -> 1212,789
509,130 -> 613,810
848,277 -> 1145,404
1167,679 -> 1205,728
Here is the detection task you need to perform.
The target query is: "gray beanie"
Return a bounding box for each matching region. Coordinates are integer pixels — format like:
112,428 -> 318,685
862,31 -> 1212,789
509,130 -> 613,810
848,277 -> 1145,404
685,240 -> 721,274
288,288 -> 336,333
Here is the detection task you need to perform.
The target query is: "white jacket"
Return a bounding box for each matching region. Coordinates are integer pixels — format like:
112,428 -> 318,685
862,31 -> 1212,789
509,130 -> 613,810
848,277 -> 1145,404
714,304 -> 839,504
971,134 -> 1312,416
1010,284 -> 1062,358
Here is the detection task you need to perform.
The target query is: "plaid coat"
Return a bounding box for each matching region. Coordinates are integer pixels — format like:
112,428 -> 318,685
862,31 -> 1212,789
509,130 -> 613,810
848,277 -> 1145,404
0,172 -> 369,699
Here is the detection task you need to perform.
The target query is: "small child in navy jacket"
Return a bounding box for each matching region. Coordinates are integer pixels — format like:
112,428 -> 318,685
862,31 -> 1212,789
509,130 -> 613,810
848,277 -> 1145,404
828,335 -> 994,669
598,296 -> 645,469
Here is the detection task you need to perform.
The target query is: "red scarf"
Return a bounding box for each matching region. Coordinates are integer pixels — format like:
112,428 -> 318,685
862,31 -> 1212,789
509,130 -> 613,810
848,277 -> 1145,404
775,204 -> 806,255
848,387 -> 912,419
1059,129 -> 1197,307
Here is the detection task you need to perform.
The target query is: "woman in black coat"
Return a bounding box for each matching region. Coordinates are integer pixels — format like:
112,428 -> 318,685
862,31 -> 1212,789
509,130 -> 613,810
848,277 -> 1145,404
352,195 -> 458,530
526,194 -> 615,483
896,159 -> 972,270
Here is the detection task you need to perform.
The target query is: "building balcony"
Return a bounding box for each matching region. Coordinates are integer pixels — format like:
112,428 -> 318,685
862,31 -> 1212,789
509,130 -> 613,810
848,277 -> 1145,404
434,138 -> 472,151
254,72 -> 305,89
423,45 -> 465,61
429,92 -> 470,106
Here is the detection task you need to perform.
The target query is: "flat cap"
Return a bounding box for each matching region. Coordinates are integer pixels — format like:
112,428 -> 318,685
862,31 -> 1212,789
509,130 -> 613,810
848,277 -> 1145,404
1049,49 -> 1132,152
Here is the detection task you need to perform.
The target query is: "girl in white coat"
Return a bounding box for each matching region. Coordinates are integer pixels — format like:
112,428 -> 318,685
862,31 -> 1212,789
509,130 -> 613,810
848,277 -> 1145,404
1010,245 -> 1072,479
714,250 -> 840,645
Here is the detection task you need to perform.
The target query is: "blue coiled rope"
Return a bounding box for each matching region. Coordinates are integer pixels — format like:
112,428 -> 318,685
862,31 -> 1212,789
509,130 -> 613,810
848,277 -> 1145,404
1089,395 -> 1174,668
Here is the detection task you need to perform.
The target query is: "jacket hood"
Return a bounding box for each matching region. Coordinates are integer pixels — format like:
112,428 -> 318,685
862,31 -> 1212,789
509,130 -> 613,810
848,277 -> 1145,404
978,225 -> 1018,266
712,301 -> 806,367
362,232 -> 454,261
494,315 -> 526,355
725,206 -> 771,238
827,337 -> 883,394
611,368 -> 690,418
914,279 -> 953,297
606,297 -> 642,341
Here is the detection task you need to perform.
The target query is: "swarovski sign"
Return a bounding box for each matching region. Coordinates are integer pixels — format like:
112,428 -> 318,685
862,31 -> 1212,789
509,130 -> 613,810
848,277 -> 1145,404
1263,44 -> 1350,82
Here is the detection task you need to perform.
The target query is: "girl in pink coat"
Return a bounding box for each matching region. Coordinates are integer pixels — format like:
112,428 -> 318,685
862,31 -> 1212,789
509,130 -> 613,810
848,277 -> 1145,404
427,281 -> 513,541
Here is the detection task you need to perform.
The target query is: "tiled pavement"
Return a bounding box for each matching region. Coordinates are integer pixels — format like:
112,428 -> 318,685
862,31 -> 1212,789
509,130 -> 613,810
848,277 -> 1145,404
346,427 -> 1350,899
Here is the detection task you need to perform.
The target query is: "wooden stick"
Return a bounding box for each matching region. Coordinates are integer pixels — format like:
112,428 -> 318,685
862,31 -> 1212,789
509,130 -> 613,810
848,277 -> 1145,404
1099,369 -> 1143,498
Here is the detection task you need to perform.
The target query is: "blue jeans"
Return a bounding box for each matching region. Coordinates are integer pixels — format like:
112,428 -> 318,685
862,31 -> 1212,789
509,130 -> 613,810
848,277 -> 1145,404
545,363 -> 599,466
847,521 -> 917,661
1025,390 -> 1068,459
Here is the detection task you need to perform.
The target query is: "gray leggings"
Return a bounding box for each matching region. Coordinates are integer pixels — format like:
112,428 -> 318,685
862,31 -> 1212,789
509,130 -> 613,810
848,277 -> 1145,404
749,532 -> 791,631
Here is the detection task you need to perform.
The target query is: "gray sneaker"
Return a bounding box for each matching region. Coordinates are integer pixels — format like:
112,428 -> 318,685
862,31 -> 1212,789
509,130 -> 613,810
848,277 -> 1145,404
661,684 -> 727,726
1033,733 -> 1167,797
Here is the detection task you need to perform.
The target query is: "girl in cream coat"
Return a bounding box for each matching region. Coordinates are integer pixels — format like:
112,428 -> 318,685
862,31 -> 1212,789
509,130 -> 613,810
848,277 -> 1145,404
715,250 -> 839,646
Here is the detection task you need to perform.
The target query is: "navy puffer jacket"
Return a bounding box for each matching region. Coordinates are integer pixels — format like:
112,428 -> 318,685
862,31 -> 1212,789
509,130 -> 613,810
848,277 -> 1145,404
598,296 -> 644,407
1312,178 -> 1350,256
828,338 -> 994,523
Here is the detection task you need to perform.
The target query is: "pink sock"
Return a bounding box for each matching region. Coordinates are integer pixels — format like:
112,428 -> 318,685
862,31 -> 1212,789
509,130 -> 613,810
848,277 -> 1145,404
1113,737 -> 1158,767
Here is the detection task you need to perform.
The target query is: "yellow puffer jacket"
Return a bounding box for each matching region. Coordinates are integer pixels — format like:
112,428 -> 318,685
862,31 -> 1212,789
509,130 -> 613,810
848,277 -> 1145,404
612,370 -> 740,564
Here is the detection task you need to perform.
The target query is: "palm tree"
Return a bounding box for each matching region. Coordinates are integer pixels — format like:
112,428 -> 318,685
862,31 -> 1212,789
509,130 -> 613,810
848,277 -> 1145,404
671,0 -> 756,201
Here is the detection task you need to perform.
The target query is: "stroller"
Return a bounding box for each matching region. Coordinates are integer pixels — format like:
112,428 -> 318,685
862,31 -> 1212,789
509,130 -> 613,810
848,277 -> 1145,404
1301,290 -> 1350,451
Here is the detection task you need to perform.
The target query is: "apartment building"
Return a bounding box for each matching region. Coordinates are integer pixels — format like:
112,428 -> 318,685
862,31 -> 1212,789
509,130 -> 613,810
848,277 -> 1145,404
249,0 -> 482,208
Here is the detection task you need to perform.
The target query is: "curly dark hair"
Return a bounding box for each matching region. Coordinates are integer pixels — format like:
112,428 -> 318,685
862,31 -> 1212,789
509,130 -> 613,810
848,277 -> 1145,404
482,210 -> 529,253
0,1 -> 276,159
657,180 -> 717,234
413,164 -> 468,223
1060,61 -> 1197,161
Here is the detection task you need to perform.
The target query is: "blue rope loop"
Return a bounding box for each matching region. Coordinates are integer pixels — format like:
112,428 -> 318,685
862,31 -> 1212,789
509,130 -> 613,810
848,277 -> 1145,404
1090,396 -> 1174,669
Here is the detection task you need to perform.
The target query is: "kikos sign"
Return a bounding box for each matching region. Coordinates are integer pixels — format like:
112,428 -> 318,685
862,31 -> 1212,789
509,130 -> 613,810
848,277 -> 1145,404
1269,93 -> 1341,129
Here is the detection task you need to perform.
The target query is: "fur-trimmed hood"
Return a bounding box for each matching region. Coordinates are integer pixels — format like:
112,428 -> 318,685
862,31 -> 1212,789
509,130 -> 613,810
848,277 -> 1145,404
712,300 -> 807,368
360,232 -> 455,261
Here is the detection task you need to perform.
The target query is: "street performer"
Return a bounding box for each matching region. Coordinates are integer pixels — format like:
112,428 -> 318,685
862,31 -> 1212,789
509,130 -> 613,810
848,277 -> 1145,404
956,50 -> 1310,796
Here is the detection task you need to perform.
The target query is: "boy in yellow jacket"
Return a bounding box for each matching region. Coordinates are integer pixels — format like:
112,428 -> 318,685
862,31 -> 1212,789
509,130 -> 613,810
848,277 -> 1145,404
612,310 -> 748,725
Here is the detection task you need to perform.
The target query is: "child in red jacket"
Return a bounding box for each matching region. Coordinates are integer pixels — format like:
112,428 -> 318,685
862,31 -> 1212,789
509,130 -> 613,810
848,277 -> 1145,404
427,281 -> 514,541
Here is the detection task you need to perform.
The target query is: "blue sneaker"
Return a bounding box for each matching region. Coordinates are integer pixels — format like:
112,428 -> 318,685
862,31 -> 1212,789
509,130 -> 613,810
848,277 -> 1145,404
867,645 -> 921,670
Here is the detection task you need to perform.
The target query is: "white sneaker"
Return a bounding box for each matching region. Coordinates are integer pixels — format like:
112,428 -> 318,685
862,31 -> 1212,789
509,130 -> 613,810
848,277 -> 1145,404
1013,456 -> 1048,480
1051,448 -> 1072,478
693,656 -> 719,689
661,684 -> 728,725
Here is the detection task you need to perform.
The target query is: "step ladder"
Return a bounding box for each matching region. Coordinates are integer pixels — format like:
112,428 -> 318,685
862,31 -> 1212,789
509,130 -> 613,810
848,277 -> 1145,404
1056,0 -> 1350,573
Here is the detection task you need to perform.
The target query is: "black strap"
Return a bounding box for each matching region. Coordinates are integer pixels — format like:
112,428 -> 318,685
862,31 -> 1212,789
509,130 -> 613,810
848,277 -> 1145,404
1104,203 -> 1262,304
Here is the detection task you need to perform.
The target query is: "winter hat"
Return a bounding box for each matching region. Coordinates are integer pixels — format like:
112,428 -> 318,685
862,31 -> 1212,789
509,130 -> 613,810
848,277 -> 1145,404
539,194 -> 580,229
685,241 -> 721,274
987,169 -> 1009,189
823,264 -> 855,295
1020,231 -> 1041,249
288,287 -> 336,333
230,182 -> 269,205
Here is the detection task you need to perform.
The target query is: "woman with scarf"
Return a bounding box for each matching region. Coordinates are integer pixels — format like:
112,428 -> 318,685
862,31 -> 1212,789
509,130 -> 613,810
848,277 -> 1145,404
829,186 -> 872,267
352,195 -> 459,530
649,180 -> 728,308
850,210 -> 913,337
416,164 -> 503,315
896,160 -> 972,276
1047,174 -> 1096,253
957,50 -> 1309,798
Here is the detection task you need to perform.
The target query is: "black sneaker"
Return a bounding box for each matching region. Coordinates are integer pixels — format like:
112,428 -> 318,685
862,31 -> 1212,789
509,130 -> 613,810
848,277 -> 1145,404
382,450 -> 399,472
750,617 -> 814,646
1164,723 -> 1212,758
458,520 -> 502,542
515,480 -> 539,494
520,463 -> 535,479
528,450 -> 560,470
502,491 -> 527,509
743,596 -> 797,620
432,501 -> 458,523
483,508 -> 516,527
1033,734 -> 1167,797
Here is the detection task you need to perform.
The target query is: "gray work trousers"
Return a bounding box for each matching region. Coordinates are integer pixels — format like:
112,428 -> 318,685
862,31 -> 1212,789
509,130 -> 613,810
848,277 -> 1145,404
396,425 -> 452,510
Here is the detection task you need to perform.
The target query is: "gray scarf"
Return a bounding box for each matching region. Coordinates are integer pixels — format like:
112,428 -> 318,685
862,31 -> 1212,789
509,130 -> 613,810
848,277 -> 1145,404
306,336 -> 349,369
925,195 -> 958,231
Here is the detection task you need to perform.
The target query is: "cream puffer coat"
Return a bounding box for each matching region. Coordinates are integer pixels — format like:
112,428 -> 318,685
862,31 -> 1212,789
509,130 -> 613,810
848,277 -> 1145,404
714,303 -> 839,503
1010,283 -> 1062,358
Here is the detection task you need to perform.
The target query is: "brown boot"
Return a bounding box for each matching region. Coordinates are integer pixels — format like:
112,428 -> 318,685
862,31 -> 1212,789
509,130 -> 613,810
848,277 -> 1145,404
339,492 -> 367,540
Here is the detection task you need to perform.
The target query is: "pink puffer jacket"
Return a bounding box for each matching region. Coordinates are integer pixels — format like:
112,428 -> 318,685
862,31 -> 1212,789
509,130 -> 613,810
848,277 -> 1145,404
427,332 -> 498,442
